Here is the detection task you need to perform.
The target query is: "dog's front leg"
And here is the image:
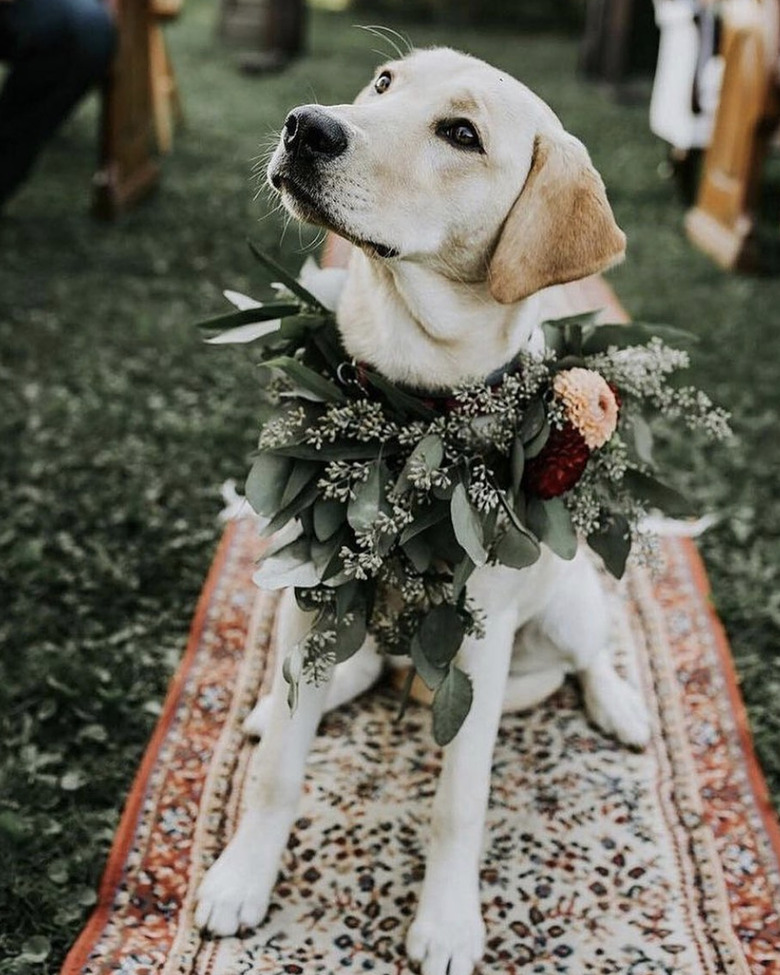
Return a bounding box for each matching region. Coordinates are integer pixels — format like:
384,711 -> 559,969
407,594 -> 518,975
195,588 -> 329,936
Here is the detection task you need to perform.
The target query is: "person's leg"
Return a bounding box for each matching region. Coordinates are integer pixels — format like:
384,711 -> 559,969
0,0 -> 116,208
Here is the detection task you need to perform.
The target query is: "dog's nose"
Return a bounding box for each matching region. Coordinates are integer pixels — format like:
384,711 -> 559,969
282,107 -> 348,159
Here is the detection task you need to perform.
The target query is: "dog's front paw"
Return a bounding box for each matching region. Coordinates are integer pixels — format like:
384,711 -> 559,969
583,673 -> 651,748
407,904 -> 485,975
195,833 -> 276,935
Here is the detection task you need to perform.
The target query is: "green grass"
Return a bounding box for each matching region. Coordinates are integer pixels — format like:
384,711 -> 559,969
1,4 -> 778,970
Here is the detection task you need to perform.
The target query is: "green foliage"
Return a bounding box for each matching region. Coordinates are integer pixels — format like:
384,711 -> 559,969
0,2 -> 777,969
229,250 -> 718,751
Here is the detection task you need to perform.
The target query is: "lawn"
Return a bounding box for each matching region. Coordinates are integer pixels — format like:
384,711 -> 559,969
1,3 -> 778,971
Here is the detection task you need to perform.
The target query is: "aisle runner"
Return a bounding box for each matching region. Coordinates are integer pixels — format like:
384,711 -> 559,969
62,519 -> 780,975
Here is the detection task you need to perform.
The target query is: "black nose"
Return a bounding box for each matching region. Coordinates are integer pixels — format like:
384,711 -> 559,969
283,107 -> 348,160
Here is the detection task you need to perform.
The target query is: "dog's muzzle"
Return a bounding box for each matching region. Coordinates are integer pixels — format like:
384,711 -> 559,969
268,107 -> 399,260
281,107 -> 348,163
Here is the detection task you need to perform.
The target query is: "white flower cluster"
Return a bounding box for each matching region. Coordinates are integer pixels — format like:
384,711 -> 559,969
655,386 -> 732,440
593,339 -> 689,398
257,405 -> 306,449
564,473 -> 603,536
300,627 -> 337,686
318,460 -> 372,502
593,339 -> 732,441
448,365 -> 548,454
305,399 -> 398,448
406,456 -> 452,493
468,460 -> 501,512
352,507 -> 413,560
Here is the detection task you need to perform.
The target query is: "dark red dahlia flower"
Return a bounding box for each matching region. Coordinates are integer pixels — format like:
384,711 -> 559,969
524,422 -> 591,499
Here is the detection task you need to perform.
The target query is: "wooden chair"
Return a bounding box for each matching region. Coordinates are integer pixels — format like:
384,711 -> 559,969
149,0 -> 184,154
93,0 -> 160,220
685,0 -> 780,269
92,0 -> 184,219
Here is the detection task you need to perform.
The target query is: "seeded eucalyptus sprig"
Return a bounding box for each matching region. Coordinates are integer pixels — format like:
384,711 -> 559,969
200,243 -> 730,744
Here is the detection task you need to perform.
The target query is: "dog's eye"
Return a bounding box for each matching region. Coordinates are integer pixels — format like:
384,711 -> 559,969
374,71 -> 392,94
438,119 -> 483,152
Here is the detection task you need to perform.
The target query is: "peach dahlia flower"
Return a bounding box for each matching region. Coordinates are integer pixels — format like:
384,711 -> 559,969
552,368 -> 619,450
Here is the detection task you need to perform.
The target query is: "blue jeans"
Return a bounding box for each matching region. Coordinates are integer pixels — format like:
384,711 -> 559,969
0,0 -> 116,207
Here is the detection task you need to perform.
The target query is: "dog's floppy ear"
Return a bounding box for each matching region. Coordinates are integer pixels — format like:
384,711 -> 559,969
488,131 -> 626,304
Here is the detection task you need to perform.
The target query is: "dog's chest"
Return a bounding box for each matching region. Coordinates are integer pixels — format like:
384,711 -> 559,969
336,252 -> 545,390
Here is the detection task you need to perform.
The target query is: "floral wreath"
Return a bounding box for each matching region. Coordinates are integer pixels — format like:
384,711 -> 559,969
201,245 -> 731,744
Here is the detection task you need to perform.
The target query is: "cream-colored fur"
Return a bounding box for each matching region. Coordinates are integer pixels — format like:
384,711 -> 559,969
196,48 -> 649,975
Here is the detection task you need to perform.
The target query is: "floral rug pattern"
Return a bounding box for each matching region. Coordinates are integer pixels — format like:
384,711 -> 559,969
62,520 -> 780,975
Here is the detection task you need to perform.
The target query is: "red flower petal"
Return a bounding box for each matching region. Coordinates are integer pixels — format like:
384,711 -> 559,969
524,422 -> 591,499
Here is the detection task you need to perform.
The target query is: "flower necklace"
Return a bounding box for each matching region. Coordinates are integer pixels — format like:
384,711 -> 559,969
200,245 -> 731,744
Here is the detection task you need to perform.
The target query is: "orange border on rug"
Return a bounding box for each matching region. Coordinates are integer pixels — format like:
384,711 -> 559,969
682,537 -> 780,864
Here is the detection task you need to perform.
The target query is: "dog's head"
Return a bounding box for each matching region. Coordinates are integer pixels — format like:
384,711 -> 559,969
267,47 -> 625,303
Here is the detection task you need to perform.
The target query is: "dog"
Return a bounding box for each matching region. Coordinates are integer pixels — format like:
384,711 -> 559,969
195,47 -> 651,975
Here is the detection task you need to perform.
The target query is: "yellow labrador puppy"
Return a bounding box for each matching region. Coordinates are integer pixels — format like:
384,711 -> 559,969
196,48 -> 650,975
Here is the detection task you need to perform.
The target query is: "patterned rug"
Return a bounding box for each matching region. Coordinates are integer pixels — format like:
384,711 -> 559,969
61,519 -> 780,975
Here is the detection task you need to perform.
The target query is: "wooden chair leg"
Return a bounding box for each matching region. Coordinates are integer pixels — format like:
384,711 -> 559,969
149,22 -> 183,155
685,16 -> 780,270
93,0 -> 159,219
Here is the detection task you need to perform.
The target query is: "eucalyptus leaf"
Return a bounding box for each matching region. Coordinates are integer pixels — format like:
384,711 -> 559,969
279,313 -> 328,339
526,492 -> 548,532
258,479 -> 320,538
417,604 -> 466,668
253,536 -> 319,589
495,523 -> 541,568
335,580 -> 360,618
403,534 -> 433,573
425,518 -> 468,564
588,514 -> 631,579
245,453 -> 291,517
223,288 -> 262,310
630,415 -> 655,467
263,356 -> 345,403
432,666 -> 473,745
399,501 -> 448,544
496,485 -> 537,544
347,460 -> 385,532
479,506 -> 497,551
333,606 -> 368,662
363,369 -> 437,420
523,417 -> 550,459
623,469 -> 695,517
313,497 -> 345,541
395,434 -> 444,494
196,303 -> 299,331
451,482 -> 487,566
519,398 -> 546,444
510,438 -> 525,497
205,319 -> 281,345
535,497 -> 578,559
452,556 -> 475,599
280,460 -> 320,509
321,554 -> 351,586
410,634 -> 447,691
310,532 -> 344,574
